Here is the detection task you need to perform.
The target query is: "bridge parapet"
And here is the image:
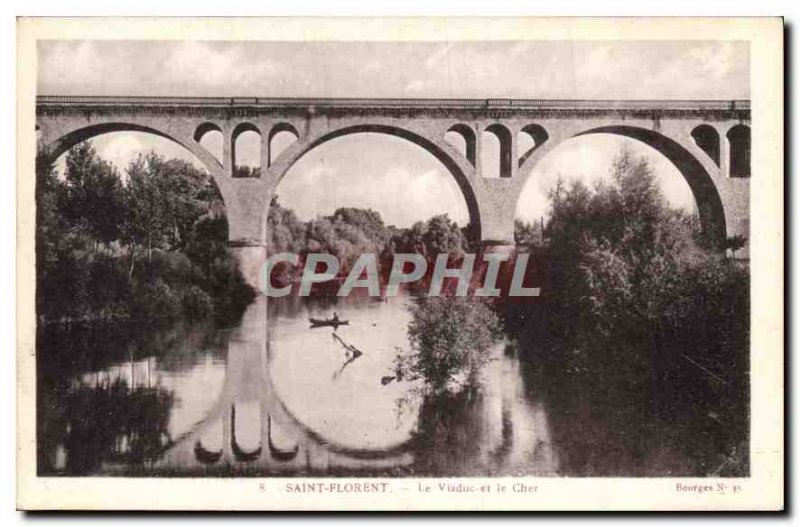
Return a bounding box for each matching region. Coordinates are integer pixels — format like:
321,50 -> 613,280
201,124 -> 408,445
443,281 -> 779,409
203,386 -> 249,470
37,95 -> 750,122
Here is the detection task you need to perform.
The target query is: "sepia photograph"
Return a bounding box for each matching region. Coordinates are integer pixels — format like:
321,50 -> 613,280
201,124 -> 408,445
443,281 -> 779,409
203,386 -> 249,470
16,17 -> 784,511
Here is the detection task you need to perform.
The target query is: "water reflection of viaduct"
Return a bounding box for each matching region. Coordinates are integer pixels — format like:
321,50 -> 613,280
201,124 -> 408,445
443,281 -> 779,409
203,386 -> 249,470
36,96 -> 751,286
156,297 -> 413,473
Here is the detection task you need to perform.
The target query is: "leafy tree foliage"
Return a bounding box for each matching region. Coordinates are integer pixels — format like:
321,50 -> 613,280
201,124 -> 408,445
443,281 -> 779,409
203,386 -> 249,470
122,153 -> 216,264
510,149 -> 750,474
396,297 -> 501,395
265,196 -> 468,287
514,219 -> 544,247
61,142 -> 126,245
36,142 -> 254,324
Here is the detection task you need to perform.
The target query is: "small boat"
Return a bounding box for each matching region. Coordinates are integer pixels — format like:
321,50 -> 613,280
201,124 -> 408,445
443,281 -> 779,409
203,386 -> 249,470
308,317 -> 349,328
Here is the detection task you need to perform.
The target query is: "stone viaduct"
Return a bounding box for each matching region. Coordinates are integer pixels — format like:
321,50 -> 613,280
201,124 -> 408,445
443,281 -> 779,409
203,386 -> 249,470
35,96 -> 751,287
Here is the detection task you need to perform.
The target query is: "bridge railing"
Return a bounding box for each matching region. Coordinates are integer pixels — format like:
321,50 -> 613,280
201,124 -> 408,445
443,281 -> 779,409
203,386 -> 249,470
36,95 -> 751,112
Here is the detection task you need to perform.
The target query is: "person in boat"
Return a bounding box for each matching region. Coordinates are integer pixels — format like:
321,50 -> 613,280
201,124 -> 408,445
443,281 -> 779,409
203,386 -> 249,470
332,312 -> 339,323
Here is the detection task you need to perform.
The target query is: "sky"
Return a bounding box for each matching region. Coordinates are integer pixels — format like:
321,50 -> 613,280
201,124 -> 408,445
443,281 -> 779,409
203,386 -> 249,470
40,40 -> 748,226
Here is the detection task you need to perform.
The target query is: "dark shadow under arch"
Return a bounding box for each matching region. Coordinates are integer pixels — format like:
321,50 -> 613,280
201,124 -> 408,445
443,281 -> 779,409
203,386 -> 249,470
518,124 -> 549,167
231,404 -> 262,462
483,124 -> 513,178
273,124 -> 482,242
727,124 -> 751,178
269,122 -> 299,141
194,122 -> 223,143
691,124 -> 721,167
232,121 -> 261,137
268,123 -> 300,167
446,123 -> 477,166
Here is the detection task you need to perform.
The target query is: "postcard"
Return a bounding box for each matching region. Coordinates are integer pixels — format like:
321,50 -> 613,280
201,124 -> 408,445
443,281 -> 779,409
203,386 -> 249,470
16,17 -> 784,511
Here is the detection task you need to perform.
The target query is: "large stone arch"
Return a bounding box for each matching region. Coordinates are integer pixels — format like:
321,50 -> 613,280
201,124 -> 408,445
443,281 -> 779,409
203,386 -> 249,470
516,124 -> 728,244
38,121 -> 234,209
264,123 -> 482,244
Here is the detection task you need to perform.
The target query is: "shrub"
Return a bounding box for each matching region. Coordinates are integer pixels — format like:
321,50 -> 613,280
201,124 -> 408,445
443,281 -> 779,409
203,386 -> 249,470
397,296 -> 502,395
181,285 -> 214,320
132,279 -> 181,320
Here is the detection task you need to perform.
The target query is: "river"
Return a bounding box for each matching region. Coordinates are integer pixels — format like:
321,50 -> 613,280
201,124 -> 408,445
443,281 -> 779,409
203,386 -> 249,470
36,293 -> 732,477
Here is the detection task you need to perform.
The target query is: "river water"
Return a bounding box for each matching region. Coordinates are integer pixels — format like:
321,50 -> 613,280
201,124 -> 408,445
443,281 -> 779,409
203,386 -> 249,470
37,293 -> 731,477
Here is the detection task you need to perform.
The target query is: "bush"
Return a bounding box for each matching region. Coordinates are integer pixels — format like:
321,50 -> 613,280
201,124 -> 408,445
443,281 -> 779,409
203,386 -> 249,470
204,257 -> 256,324
397,296 -> 502,395
181,285 -> 215,320
35,145 -> 257,324
512,150 -> 749,454
504,150 -> 750,475
132,279 -> 181,320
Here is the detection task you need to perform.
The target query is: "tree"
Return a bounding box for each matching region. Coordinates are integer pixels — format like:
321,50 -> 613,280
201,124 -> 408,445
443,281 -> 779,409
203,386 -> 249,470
36,142 -> 254,324
267,195 -> 307,254
396,297 -> 501,395
62,142 -> 126,245
536,149 -> 748,416
395,221 -> 428,256
122,152 -> 215,267
514,218 -> 544,246
423,214 -> 464,256
331,207 -> 386,245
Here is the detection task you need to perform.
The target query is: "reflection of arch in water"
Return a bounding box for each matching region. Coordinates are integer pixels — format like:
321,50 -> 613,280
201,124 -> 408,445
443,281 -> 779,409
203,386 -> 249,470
231,404 -> 262,462
158,299 -> 414,473
194,441 -> 223,464
192,408 -> 299,464
267,416 -> 299,461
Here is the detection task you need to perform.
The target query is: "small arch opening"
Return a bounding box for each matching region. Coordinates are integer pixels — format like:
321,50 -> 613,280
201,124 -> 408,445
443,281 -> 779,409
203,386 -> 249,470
691,124 -> 720,167
268,416 -> 298,454
194,123 -> 223,163
481,124 -> 512,178
269,124 -> 299,166
445,124 -> 477,166
518,124 -> 549,167
727,124 -> 751,178
233,123 -> 261,178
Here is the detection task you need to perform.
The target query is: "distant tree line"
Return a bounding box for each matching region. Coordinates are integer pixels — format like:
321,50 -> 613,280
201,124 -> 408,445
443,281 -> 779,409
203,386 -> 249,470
266,196 -> 470,289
